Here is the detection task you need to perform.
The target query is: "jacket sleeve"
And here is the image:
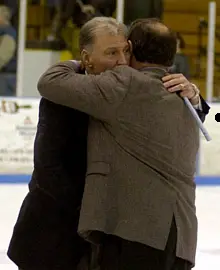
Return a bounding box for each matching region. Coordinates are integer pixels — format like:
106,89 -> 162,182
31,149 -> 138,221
37,61 -> 131,121
196,95 -> 210,123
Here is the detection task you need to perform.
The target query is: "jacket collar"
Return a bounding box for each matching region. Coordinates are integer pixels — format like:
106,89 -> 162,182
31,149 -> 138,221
138,66 -> 169,79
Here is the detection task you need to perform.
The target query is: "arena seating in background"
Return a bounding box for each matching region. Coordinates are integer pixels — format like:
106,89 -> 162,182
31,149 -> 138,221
26,3 -> 81,56
25,0 -> 220,98
164,0 -> 220,98
26,4 -> 51,41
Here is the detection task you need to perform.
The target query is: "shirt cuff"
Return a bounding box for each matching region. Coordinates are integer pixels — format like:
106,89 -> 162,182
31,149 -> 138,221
192,97 -> 202,111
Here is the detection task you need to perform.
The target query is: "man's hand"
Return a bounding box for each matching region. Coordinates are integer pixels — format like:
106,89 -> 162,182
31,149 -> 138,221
162,73 -> 200,106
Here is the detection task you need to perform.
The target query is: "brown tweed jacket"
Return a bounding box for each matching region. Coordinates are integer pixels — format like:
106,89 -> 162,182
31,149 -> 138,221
38,61 -> 199,265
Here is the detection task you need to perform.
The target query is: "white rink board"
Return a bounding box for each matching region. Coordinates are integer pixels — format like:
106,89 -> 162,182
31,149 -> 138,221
0,98 -> 219,175
0,97 -> 39,174
199,103 -> 220,175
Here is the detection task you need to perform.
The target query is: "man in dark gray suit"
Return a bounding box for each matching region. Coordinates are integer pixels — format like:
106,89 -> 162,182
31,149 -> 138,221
37,18 -> 207,269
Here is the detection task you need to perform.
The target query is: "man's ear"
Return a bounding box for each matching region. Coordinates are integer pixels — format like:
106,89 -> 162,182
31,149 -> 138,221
128,40 -> 133,54
81,49 -> 92,68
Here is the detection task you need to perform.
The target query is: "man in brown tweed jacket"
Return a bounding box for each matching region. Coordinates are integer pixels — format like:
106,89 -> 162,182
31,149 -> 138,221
38,19 -> 203,270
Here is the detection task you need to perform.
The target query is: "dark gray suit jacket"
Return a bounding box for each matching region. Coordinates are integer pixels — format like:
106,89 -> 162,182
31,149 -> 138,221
38,62 -> 200,265
7,97 -> 89,269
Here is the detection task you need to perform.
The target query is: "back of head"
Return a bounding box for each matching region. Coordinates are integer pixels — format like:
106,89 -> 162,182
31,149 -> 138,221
127,18 -> 177,67
79,16 -> 127,51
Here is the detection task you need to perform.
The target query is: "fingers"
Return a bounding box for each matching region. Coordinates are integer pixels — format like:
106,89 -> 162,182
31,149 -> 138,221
162,73 -> 190,91
163,78 -> 186,89
166,85 -> 183,92
179,90 -> 191,97
162,73 -> 195,98
162,73 -> 183,82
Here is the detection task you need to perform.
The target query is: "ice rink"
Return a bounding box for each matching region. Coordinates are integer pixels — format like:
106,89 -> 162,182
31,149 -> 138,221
0,184 -> 220,270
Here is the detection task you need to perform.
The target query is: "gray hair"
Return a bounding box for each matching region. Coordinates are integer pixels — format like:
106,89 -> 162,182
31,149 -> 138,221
79,17 -> 128,51
0,5 -> 12,23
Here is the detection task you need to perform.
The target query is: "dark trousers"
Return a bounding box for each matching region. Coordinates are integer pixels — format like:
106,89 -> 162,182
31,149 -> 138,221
97,218 -> 192,270
19,218 -> 192,270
